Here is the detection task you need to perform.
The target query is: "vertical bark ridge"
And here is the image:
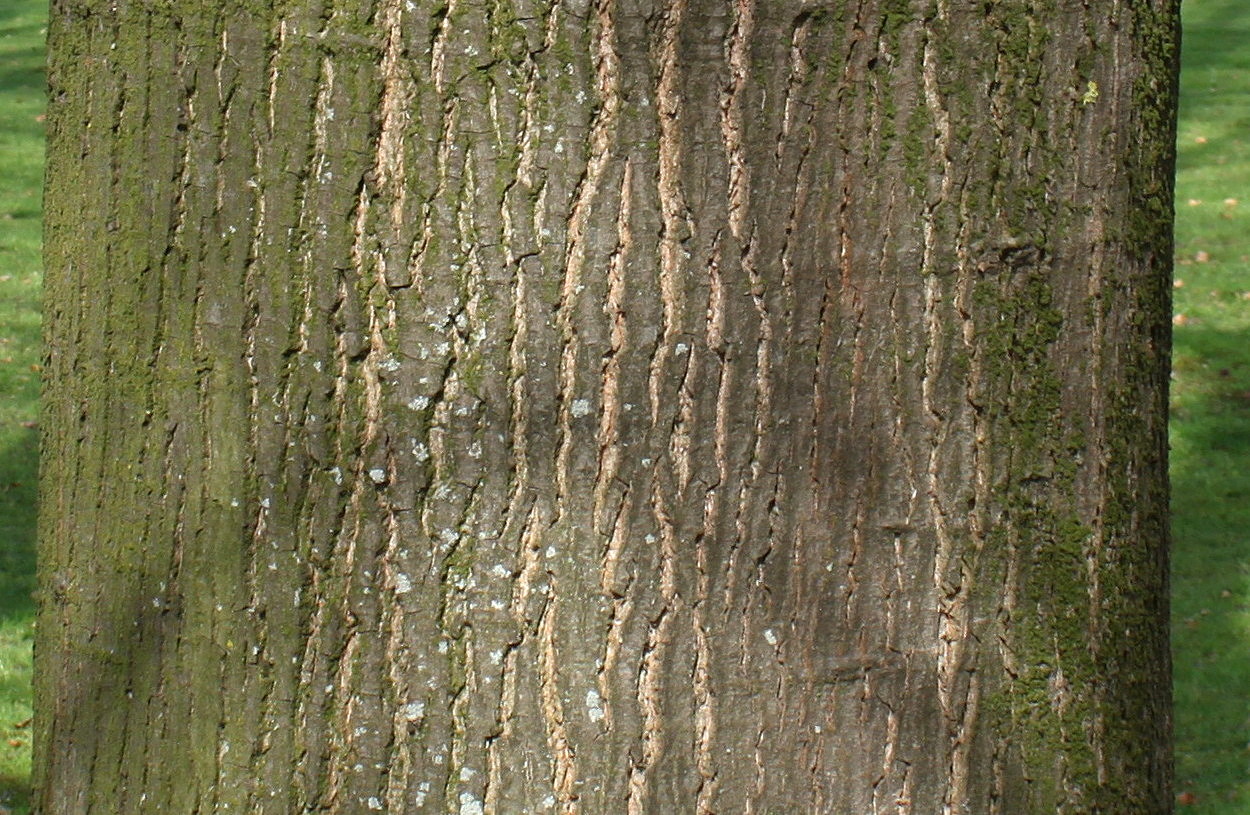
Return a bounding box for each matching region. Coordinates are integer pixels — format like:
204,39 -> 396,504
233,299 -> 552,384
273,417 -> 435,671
648,0 -> 689,430
918,8 -> 985,812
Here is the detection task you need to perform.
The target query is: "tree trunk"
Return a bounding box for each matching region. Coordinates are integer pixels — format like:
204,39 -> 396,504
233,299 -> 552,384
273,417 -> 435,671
37,0 -> 1177,812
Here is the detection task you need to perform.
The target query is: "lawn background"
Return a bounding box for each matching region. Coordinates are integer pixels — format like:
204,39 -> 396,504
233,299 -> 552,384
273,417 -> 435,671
2,1 -> 1248,812
0,0 -> 44,811
1170,0 -> 1250,809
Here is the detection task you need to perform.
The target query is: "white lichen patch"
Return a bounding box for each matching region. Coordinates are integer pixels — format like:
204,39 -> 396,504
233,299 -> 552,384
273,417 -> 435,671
394,573 -> 413,594
368,468 -> 388,484
763,629 -> 778,646
586,689 -> 605,722
459,792 -> 484,815
401,701 -> 426,721
570,398 -> 592,418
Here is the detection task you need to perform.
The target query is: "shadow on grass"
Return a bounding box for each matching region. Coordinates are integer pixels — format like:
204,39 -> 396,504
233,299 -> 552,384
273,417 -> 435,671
0,427 -> 36,815
1177,0 -> 1250,80
1170,321 -> 1250,810
0,11 -> 46,101
0,4 -> 47,236
0,426 -> 37,625
0,769 -> 29,815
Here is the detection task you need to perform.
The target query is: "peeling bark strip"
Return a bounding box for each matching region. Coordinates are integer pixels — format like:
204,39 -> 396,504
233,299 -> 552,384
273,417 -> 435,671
38,0 -> 1177,812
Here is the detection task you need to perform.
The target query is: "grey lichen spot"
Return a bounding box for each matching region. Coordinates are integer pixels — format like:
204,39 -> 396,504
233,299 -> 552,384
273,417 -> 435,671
368,467 -> 388,485
459,792 -> 484,815
571,398 -> 592,418
586,689 -> 605,722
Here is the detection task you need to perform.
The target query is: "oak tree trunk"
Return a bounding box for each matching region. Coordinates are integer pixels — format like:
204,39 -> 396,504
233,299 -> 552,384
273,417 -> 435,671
37,0 -> 1178,812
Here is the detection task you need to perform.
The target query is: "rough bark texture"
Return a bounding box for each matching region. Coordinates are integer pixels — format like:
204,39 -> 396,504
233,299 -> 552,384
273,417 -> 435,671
37,0 -> 1177,812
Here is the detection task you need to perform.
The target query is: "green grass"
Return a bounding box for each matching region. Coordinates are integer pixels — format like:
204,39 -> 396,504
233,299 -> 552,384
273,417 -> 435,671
0,0 -> 44,812
0,1 -> 1245,812
1170,0 -> 1250,810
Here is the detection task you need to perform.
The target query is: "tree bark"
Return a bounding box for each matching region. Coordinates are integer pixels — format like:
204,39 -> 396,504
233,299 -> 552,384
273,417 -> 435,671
37,0 -> 1177,812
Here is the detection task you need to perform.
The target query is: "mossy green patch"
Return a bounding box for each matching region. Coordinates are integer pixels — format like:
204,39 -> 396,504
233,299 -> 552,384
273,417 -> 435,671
973,264 -> 1103,803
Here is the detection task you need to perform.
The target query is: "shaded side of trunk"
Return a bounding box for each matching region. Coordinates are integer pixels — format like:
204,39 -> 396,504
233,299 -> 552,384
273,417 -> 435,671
37,0 -> 1177,812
